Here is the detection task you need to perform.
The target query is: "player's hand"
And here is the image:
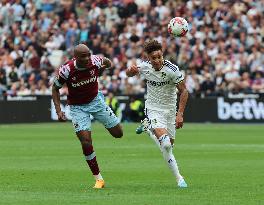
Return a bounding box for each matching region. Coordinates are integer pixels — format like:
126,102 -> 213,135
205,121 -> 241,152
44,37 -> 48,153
127,65 -> 139,76
175,113 -> 184,129
57,111 -> 67,122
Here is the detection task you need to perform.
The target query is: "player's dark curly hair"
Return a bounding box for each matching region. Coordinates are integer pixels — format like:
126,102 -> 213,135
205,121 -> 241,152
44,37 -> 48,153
143,39 -> 162,54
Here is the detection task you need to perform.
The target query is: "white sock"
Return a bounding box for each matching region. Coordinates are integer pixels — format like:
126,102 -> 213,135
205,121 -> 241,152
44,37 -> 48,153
147,132 -> 183,182
158,134 -> 171,150
94,173 -> 103,180
160,135 -> 183,182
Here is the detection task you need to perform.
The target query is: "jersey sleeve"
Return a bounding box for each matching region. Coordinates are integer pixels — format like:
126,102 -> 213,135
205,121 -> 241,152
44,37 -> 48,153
166,61 -> 184,85
91,55 -> 104,69
53,63 -> 70,88
171,70 -> 184,85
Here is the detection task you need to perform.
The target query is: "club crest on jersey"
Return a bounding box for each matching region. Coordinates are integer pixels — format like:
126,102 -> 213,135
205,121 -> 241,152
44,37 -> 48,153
161,72 -> 166,79
72,77 -> 76,81
145,71 -> 150,75
90,69 -> 95,76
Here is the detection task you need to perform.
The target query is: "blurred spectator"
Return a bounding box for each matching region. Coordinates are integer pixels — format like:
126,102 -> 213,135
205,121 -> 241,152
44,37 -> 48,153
106,92 -> 121,118
6,83 -> 17,96
17,82 -> 30,96
12,0 -> 25,23
75,2 -> 87,18
8,65 -> 19,83
87,3 -> 101,22
239,72 -> 251,93
127,96 -> 144,122
225,66 -> 241,93
185,69 -> 201,97
215,69 -> 226,95
251,72 -> 264,93
10,45 -> 23,68
201,73 -> 215,96
0,64 -> 7,87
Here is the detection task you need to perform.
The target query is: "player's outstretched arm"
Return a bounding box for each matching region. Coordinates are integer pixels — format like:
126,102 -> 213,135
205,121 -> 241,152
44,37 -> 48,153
52,84 -> 67,122
176,81 -> 189,129
101,57 -> 112,69
126,65 -> 139,77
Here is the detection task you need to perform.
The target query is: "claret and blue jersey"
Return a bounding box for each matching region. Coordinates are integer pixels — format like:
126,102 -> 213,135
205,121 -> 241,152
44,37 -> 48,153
53,54 -> 120,131
53,55 -> 104,105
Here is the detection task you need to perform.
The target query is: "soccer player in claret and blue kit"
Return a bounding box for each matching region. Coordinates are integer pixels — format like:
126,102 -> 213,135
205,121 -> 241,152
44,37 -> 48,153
52,44 -> 123,189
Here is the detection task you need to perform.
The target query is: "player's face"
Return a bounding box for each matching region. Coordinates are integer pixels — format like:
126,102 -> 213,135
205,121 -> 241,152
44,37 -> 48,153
75,50 -> 91,68
148,50 -> 164,71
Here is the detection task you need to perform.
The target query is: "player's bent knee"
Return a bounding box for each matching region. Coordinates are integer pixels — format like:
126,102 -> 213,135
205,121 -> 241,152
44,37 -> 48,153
162,143 -> 172,151
159,134 -> 172,151
114,131 -> 123,138
113,128 -> 123,138
108,124 -> 123,138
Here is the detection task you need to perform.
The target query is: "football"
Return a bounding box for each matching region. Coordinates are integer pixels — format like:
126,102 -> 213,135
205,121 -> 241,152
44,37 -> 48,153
168,17 -> 189,37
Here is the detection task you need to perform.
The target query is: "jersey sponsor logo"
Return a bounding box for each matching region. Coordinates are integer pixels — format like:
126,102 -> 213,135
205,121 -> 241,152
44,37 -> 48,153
71,76 -> 97,87
147,80 -> 170,87
217,98 -> 264,120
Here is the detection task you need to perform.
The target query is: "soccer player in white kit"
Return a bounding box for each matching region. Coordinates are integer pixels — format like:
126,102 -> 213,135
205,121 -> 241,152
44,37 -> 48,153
126,40 -> 189,188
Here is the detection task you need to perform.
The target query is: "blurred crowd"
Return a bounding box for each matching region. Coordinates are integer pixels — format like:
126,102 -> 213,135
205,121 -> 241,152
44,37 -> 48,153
0,0 -> 263,100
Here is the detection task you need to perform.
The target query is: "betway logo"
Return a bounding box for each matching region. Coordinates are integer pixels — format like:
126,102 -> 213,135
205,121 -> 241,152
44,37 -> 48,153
71,76 -> 97,87
217,98 -> 264,120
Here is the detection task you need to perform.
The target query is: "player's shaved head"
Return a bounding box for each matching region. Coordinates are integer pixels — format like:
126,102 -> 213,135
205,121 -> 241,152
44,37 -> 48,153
74,44 -> 91,69
74,44 -> 91,57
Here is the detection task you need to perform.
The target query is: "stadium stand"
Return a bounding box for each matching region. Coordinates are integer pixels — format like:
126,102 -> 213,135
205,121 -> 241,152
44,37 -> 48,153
0,0 -> 263,100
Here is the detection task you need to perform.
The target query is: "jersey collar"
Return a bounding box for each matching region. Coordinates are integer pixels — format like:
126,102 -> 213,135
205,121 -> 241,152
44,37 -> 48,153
153,60 -> 165,72
74,59 -> 88,71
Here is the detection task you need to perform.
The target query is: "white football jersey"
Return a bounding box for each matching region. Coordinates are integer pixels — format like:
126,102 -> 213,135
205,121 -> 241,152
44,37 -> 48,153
138,60 -> 184,110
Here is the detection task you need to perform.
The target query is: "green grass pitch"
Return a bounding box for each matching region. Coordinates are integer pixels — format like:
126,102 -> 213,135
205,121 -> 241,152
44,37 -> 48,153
0,123 -> 263,205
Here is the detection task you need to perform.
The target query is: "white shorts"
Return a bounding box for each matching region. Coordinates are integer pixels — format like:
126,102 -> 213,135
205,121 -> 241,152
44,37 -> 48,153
145,107 -> 176,139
